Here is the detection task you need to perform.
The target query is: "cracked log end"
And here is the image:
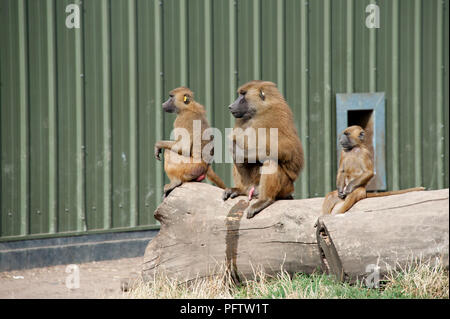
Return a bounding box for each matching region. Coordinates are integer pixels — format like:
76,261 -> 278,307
316,188 -> 449,283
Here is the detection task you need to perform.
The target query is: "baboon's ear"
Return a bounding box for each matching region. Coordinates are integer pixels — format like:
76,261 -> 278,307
359,131 -> 365,141
183,95 -> 190,104
259,89 -> 265,101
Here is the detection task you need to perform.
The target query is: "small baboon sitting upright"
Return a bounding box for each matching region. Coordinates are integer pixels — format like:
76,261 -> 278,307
322,125 -> 425,214
154,87 -> 226,196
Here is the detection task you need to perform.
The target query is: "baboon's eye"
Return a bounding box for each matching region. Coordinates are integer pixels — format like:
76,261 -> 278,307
183,95 -> 190,104
359,131 -> 365,139
259,89 -> 265,101
169,94 -> 174,98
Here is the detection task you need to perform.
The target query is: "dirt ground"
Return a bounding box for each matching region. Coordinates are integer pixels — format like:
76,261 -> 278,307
0,256 -> 143,299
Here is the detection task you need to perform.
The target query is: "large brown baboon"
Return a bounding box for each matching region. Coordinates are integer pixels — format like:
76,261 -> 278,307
223,80 -> 304,218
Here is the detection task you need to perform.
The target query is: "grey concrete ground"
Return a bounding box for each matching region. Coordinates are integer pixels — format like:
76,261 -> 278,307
0,256 -> 142,299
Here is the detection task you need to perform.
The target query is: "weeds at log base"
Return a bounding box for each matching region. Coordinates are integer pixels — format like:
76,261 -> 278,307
128,259 -> 448,299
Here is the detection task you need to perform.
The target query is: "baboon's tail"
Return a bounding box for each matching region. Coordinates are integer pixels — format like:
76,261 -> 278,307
206,165 -> 227,189
366,187 -> 425,198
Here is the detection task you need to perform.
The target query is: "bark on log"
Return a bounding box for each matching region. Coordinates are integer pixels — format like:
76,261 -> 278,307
316,188 -> 449,284
142,183 -> 323,283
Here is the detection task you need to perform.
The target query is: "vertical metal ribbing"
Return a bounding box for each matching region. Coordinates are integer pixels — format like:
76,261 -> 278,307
253,0 -> 261,80
128,0 -> 138,227
229,0 -> 237,126
414,0 -> 422,187
346,0 -> 353,93
204,0 -> 213,124
101,0 -> 112,229
369,0 -> 376,92
229,0 -> 237,182
18,0 -> 29,235
436,0 -> 444,189
46,0 -> 57,233
0,17 -> 2,237
391,0 -> 400,190
299,0 -> 309,198
368,0 -> 377,184
323,0 -> 332,193
276,0 -> 284,94
74,0 -> 86,231
154,0 -> 164,203
180,0 -> 188,86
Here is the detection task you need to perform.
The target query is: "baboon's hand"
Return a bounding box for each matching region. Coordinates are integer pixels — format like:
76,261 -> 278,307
245,206 -> 257,219
338,188 -> 346,199
222,189 -> 231,200
246,208 -> 256,219
154,146 -> 162,161
222,188 -> 241,201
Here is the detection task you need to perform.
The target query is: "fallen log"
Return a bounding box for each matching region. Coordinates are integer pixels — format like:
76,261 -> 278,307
315,188 -> 449,284
142,182 -> 323,283
141,183 -> 449,285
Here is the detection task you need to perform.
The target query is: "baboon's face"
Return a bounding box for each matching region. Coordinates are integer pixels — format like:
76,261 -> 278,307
162,88 -> 193,113
339,125 -> 365,150
228,86 -> 266,120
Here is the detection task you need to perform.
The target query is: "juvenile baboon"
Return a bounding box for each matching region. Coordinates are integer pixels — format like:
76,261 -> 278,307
223,80 -> 304,218
154,87 -> 226,196
322,125 -> 425,214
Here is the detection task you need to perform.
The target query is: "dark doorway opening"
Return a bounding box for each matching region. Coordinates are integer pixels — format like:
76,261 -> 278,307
347,109 -> 374,130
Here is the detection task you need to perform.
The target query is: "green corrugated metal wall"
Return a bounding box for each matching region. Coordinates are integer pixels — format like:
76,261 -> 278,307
0,0 -> 448,241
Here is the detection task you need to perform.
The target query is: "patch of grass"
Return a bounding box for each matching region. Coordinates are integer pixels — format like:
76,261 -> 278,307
127,270 -> 235,299
128,259 -> 449,299
383,258 -> 449,299
233,271 -> 417,299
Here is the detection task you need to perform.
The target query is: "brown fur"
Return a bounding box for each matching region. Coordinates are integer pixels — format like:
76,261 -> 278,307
155,87 -> 226,196
322,125 -> 425,214
223,80 -> 304,218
